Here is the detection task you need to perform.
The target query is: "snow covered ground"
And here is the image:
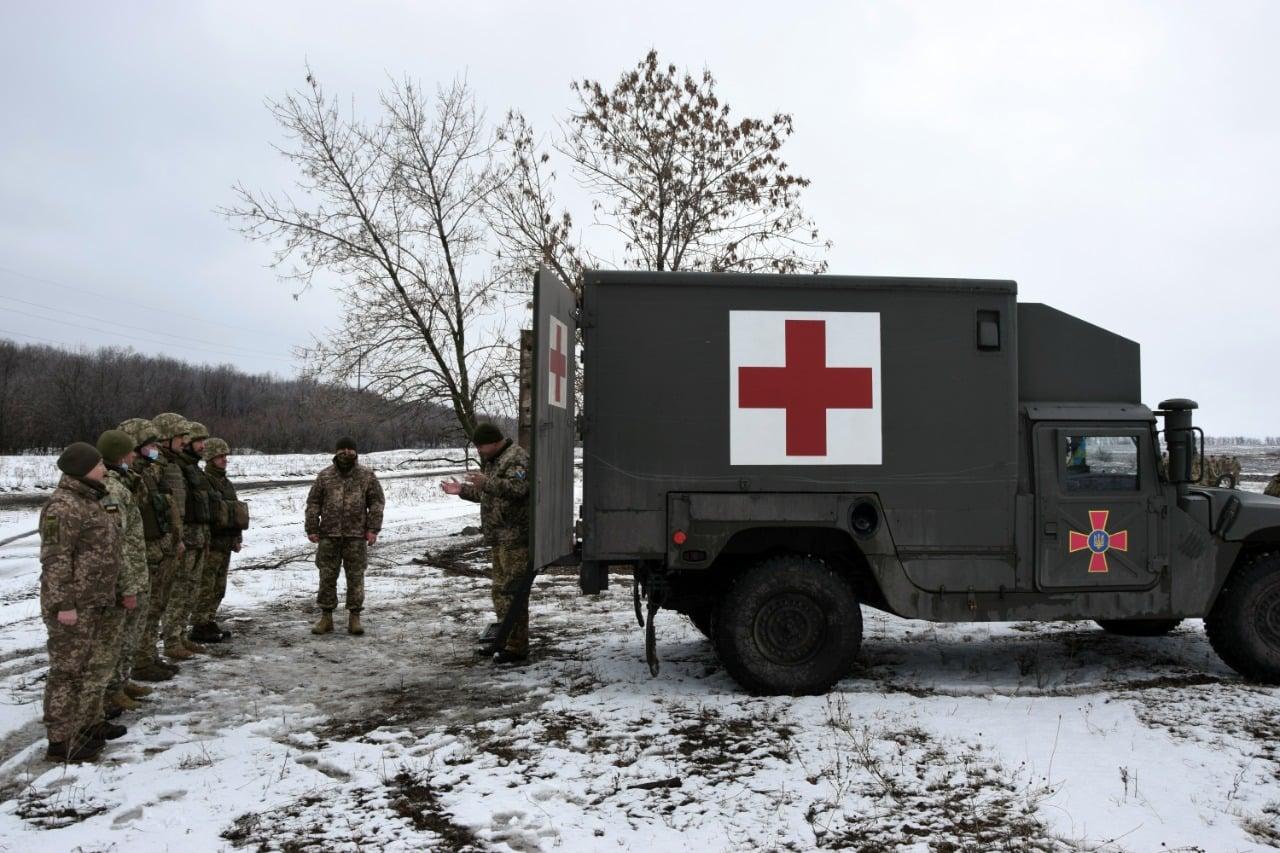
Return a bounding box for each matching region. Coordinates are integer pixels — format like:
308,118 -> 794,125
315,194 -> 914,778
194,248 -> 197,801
0,449 -> 1278,851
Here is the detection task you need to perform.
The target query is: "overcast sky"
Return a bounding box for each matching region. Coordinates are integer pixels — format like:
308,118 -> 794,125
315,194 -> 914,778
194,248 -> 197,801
2,1 -> 1277,434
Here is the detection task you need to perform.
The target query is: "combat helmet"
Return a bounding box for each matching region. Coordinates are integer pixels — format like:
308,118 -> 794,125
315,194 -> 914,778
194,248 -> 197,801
185,421 -> 211,442
152,412 -> 190,442
202,437 -> 230,462
117,417 -> 160,449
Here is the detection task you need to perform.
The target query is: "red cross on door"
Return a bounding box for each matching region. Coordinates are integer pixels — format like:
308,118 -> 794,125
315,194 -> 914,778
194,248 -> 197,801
738,320 -> 873,456
547,315 -> 568,410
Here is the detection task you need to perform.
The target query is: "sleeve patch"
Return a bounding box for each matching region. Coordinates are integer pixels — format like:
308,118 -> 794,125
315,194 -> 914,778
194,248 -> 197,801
514,466 -> 527,480
41,517 -> 59,544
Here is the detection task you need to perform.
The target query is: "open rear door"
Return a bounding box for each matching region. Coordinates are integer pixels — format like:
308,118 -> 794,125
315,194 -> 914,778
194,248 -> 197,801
530,265 -> 578,571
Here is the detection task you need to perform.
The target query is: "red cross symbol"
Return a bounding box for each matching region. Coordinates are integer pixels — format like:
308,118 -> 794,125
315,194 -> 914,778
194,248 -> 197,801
549,321 -> 567,405
738,319 -> 873,456
1068,509 -> 1128,573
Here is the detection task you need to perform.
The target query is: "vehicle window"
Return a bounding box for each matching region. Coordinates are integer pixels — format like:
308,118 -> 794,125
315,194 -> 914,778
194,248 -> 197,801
1062,434 -> 1140,492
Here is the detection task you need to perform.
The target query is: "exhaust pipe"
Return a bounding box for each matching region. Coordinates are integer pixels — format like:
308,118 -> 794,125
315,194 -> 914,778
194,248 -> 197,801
1157,398 -> 1199,496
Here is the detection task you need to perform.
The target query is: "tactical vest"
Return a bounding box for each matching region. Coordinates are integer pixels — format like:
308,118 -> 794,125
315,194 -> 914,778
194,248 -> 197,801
180,461 -> 212,524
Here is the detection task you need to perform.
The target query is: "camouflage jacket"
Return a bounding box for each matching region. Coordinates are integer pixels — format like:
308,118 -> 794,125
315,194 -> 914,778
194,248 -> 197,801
1266,472 -> 1280,498
39,475 -> 123,613
104,466 -> 148,597
156,447 -> 187,543
460,440 -> 530,545
205,465 -> 243,550
134,455 -> 181,557
305,460 -> 385,538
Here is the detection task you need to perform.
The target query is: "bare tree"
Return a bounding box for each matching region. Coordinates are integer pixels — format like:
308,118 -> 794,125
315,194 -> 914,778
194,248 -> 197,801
491,50 -> 829,280
223,72 -> 515,439
487,111 -> 589,291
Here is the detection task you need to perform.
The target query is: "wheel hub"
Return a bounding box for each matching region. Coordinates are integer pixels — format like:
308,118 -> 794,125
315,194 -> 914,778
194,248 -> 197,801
1257,583 -> 1280,648
753,592 -> 826,666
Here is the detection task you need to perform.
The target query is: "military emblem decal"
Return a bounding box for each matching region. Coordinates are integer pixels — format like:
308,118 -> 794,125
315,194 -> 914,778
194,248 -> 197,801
1068,509 -> 1128,573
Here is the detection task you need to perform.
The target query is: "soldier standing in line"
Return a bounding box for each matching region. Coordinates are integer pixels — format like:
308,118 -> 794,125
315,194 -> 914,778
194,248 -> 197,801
441,423 -> 532,664
163,419 -> 215,658
86,430 -> 146,723
305,437 -> 384,637
190,437 -> 243,643
116,417 -> 177,684
151,412 -> 194,662
39,442 -> 123,762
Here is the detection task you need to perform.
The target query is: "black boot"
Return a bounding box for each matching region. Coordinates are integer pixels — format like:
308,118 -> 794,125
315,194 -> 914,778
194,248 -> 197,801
87,721 -> 127,741
46,738 -> 101,763
189,622 -> 224,644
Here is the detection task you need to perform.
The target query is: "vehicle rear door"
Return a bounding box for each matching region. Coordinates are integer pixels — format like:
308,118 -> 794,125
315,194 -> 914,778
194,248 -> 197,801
530,265 -> 578,571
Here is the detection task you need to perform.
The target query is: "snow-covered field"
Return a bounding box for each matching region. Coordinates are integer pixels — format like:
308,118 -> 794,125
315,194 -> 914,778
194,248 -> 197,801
0,449 -> 1278,851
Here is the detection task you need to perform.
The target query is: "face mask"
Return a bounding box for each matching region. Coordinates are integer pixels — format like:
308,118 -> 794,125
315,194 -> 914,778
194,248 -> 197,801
119,462 -> 129,472
145,448 -> 160,461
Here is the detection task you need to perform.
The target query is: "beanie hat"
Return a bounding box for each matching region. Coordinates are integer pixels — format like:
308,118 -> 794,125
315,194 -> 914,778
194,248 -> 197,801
335,436 -> 357,452
96,429 -> 135,464
472,423 -> 503,445
58,442 -> 102,477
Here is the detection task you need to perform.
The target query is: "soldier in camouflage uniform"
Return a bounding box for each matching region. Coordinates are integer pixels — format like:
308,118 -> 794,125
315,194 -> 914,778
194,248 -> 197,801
305,437 -> 384,636
191,437 -> 243,643
1192,454 -> 1243,489
164,419 -> 216,653
1266,472 -> 1280,498
152,412 -> 202,661
87,430 -> 146,724
140,414 -> 189,666
39,442 -> 123,762
442,423 -> 531,663
116,418 -> 177,682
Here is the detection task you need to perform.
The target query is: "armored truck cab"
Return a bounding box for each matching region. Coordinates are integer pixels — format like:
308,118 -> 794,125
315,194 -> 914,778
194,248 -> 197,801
529,268 -> 1280,695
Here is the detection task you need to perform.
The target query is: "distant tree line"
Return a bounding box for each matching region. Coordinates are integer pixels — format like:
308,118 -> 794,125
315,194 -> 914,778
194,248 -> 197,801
0,339 -> 479,454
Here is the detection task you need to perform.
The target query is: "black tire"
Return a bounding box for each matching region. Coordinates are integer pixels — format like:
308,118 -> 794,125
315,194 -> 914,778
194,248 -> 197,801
712,554 -> 862,695
686,606 -> 713,639
1206,551 -> 1280,683
1095,618 -> 1184,637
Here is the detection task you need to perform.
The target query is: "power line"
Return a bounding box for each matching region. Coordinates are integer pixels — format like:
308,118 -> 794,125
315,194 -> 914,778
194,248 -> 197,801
0,264 -> 290,338
0,293 -> 289,360
0,327 -> 74,347
0,306 -> 297,364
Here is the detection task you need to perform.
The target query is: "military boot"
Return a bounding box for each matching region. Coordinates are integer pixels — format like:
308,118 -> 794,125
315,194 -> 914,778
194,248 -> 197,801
347,611 -> 364,636
183,637 -> 209,655
189,622 -> 224,644
311,611 -> 334,635
107,690 -> 140,712
133,660 -> 176,681
47,738 -> 101,763
123,682 -> 153,699
164,641 -> 194,661
86,721 -> 127,741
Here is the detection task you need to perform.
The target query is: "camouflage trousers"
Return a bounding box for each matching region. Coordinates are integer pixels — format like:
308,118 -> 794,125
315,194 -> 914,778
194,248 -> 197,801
490,543 -> 530,656
112,590 -> 149,691
43,607 -> 104,743
139,549 -> 180,665
163,545 -> 207,645
316,537 -> 366,612
83,606 -> 127,725
193,547 -> 231,625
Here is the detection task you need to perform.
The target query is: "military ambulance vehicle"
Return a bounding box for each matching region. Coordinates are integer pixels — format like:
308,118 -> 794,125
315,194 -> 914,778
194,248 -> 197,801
527,268 -> 1280,695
